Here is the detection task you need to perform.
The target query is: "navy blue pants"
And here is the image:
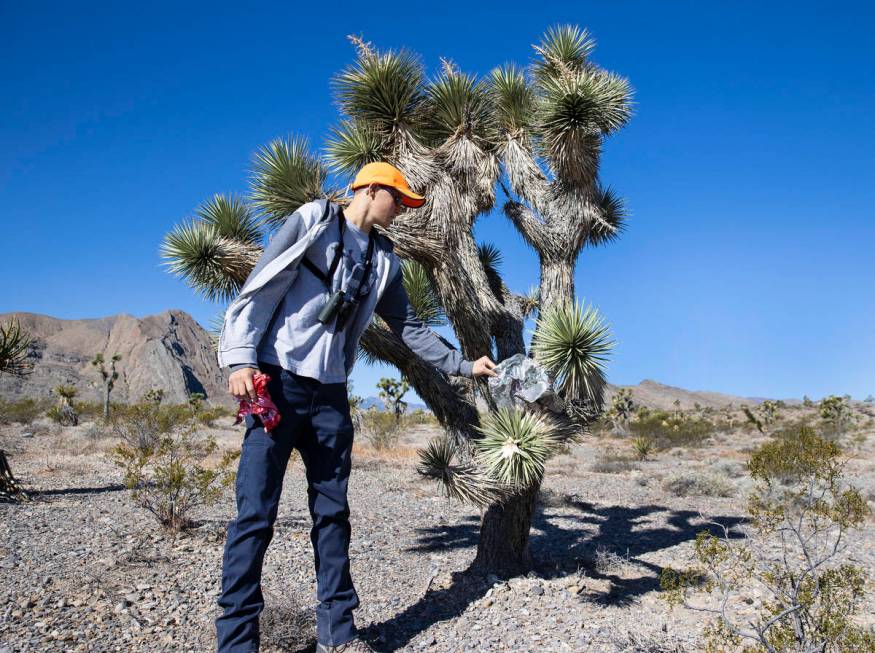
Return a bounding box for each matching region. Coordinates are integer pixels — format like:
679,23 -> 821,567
216,363 -> 359,652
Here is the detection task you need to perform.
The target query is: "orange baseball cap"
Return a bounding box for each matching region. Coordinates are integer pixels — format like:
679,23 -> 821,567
351,162 -> 426,208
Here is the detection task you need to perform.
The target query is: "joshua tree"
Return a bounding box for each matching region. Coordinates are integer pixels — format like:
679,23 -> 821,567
162,26 -> 631,575
757,399 -> 781,431
607,387 -> 635,435
0,318 -> 33,501
377,376 -> 410,423
819,394 -> 854,440
52,384 -> 79,426
91,352 -> 121,420
143,388 -> 166,405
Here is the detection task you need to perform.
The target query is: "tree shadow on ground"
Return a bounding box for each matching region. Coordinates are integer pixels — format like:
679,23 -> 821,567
365,495 -> 745,651
32,483 -> 127,497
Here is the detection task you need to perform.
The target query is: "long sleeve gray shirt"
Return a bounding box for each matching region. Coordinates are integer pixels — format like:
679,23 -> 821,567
225,201 -> 473,382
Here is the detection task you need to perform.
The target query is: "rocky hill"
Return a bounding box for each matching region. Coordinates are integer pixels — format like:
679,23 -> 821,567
0,310 -> 232,406
604,379 -> 764,410
1,309 -> 777,411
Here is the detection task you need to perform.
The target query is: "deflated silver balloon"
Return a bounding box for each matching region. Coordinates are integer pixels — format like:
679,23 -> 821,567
487,354 -> 565,413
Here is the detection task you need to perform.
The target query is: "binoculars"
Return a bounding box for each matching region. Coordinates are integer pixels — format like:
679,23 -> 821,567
316,290 -> 360,331
316,261 -> 367,330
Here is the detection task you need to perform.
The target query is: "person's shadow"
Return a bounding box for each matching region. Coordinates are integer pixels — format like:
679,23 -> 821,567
356,494 -> 745,652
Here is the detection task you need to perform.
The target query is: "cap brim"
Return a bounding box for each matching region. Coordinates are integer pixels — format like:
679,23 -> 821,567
399,189 -> 425,208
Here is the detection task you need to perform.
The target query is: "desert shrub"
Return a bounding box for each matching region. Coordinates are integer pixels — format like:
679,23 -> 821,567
72,401 -> 105,421
0,398 -> 51,424
768,416 -> 815,441
590,451 -> 638,474
405,408 -> 437,427
259,590 -> 315,651
360,408 -> 401,450
593,545 -> 635,575
661,427 -> 874,652
629,410 -> 716,449
112,404 -> 238,532
195,405 -> 235,427
46,405 -> 68,425
587,414 -> 613,437
110,402 -> 182,450
661,471 -> 734,498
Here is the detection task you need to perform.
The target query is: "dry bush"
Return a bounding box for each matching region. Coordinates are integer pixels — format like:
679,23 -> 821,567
662,427 -> 874,652
112,404 -> 238,532
259,589 -> 316,651
661,471 -> 735,498
592,545 -> 636,576
601,631 -> 692,652
24,421 -> 55,437
405,408 -> 438,427
360,408 -> 401,451
590,451 -> 639,474
629,410 -> 717,449
0,398 -> 51,425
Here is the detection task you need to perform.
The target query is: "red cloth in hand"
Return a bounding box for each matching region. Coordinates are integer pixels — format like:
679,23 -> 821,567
235,372 -> 281,432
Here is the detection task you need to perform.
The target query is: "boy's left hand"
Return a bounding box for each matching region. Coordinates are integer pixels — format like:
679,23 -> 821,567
472,356 -> 499,378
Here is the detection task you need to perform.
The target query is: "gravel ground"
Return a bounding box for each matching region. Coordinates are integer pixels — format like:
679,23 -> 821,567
1,419 -> 873,652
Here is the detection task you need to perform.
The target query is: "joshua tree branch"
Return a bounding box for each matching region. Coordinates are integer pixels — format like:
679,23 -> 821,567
359,321 -> 480,440
503,200 -> 547,253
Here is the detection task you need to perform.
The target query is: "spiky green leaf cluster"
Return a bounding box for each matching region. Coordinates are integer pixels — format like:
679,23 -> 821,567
0,318 -> 33,377
476,242 -> 503,277
401,260 -> 446,327
476,242 -> 504,296
422,69 -> 495,145
587,185 -> 627,246
531,300 -> 613,409
333,47 -> 425,134
536,69 -> 631,158
418,437 -> 507,507
325,120 -> 386,175
489,24 -> 634,184
474,408 -> 558,488
162,220 -> 247,303
490,65 -> 534,136
532,25 -> 596,81
250,136 -> 327,227
195,194 -> 262,245
518,287 -> 540,319
161,192 -> 264,303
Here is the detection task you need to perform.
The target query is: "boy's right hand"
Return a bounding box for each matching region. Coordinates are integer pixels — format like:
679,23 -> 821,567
228,367 -> 259,401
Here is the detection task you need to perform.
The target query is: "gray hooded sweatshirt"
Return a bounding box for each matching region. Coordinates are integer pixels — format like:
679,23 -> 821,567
217,200 -> 473,381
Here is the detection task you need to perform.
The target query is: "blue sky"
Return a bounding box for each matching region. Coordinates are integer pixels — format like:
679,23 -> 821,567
1,2 -> 873,401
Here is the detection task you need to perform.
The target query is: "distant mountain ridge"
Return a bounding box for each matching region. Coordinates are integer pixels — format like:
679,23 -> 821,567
2,310 -> 788,411
604,379 -> 775,410
0,310 -> 232,407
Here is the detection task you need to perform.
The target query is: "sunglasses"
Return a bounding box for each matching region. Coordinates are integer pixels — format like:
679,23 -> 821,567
380,185 -> 404,208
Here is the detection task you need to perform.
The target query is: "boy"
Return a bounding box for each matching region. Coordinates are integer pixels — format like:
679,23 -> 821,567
215,162 -> 497,652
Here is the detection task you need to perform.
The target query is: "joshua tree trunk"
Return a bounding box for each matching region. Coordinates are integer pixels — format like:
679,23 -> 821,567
0,450 -> 26,502
539,259 -> 575,315
103,386 -> 111,420
473,484 -> 540,575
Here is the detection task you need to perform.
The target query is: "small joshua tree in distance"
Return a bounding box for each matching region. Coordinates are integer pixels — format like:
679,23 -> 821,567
92,352 -> 121,420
